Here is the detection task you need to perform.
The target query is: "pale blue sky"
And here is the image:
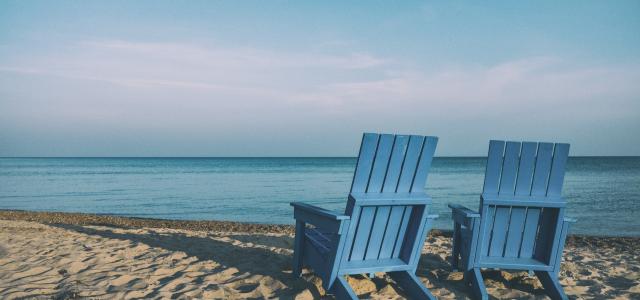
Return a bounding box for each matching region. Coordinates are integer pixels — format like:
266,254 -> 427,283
1,1 -> 639,156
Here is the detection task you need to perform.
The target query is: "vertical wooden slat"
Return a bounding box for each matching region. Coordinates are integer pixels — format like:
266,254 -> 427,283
530,143 -> 554,196
410,136 -> 438,192
480,205 -> 496,256
349,207 -> 376,261
498,142 -> 520,196
546,143 -> 570,197
504,207 -> 526,257
533,208 -> 560,263
382,135 -> 410,193
350,133 -> 380,193
482,140 -> 506,195
514,142 -> 537,195
400,205 -> 427,264
490,142 -> 519,258
377,206 -> 405,259
365,206 -> 391,260
505,142 -> 535,257
392,206 -> 413,258
396,136 -> 426,193
340,205 -> 362,264
366,134 -> 395,193
553,217 -> 571,273
545,207 -> 566,269
519,207 -> 541,258
488,206 -> 510,257
519,142 -> 548,257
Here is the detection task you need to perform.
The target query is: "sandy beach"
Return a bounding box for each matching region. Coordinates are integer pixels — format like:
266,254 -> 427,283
0,210 -> 638,299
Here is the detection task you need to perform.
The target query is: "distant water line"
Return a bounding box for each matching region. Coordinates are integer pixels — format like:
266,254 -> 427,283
1,157 -> 639,236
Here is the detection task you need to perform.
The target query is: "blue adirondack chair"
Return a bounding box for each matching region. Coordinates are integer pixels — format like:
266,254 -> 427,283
449,140 -> 575,300
291,133 -> 439,299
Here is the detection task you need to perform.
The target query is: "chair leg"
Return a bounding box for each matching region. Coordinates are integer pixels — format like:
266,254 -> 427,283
292,220 -> 305,277
464,268 -> 488,300
330,275 -> 358,300
389,271 -> 435,300
535,271 -> 568,300
451,223 -> 461,271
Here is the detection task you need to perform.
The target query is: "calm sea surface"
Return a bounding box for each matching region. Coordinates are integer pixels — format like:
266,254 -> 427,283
1,157 -> 638,236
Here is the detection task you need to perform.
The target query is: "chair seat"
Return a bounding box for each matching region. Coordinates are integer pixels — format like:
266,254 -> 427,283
479,256 -> 552,271
304,227 -> 336,255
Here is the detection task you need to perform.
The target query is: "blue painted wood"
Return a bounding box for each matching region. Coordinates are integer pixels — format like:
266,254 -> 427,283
488,205 -> 510,257
366,134 -> 395,193
531,142 -> 554,196
504,207 -> 526,257
519,207 -> 541,258
449,140 -> 573,300
365,206 -> 391,260
504,142 -> 533,258
348,192 -> 431,205
515,142 -> 537,195
340,258 -> 411,274
479,205 -> 495,256
411,136 -> 438,192
482,140 -> 505,195
553,218 -> 572,273
330,276 -> 358,300
350,206 -> 376,261
382,135 -> 410,192
292,220 -> 305,277
491,142 -> 519,257
350,133 -> 380,193
498,141 -> 521,195
377,206 -> 404,259
392,206 -> 413,258
306,228 -> 332,254
466,217 -> 481,271
543,208 -> 566,266
480,194 -> 565,206
479,256 -> 553,270
409,213 -> 438,270
466,268 -> 488,300
451,222 -> 461,270
291,132 -> 438,299
535,271 -> 568,300
534,208 -> 560,263
547,143 -> 570,197
327,219 -> 351,289
397,135 -> 426,192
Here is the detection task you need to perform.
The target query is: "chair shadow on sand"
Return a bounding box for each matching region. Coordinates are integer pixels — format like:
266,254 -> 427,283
414,248 -> 549,299
51,224 -> 548,299
50,223 -> 324,299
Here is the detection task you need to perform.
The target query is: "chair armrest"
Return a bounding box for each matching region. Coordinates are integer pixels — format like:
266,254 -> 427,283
291,202 -> 350,234
448,204 -> 480,218
448,204 -> 480,228
290,202 -> 349,220
563,217 -> 577,223
427,214 -> 439,219
349,192 -> 432,205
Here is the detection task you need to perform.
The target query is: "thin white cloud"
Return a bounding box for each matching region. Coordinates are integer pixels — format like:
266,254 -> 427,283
1,39 -> 639,156
81,40 -> 388,70
2,42 -> 638,113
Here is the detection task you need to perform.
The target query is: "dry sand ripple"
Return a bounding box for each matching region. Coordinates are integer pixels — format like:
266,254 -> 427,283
0,212 -> 638,299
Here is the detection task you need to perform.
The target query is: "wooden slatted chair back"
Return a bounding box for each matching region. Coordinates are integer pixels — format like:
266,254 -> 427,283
342,133 -> 438,267
478,140 -> 570,264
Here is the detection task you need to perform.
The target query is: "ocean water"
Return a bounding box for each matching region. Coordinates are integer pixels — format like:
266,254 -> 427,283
0,157 -> 638,236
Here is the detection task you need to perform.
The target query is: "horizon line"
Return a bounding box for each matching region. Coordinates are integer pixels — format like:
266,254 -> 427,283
1,155 -> 638,159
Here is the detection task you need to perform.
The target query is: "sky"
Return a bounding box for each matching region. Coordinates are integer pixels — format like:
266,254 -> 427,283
1,1 -> 639,156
